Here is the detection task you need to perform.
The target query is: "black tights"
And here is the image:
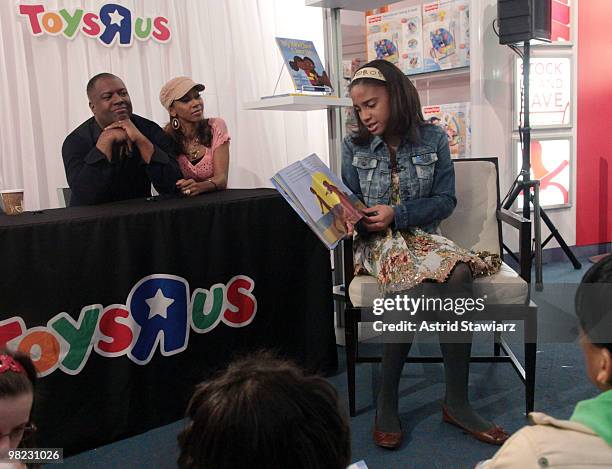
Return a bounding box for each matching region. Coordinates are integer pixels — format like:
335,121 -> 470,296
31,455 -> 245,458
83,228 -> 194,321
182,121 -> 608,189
376,263 -> 494,433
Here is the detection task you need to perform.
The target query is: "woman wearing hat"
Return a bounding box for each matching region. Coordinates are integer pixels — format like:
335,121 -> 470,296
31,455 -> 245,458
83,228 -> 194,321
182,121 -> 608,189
159,77 -> 229,196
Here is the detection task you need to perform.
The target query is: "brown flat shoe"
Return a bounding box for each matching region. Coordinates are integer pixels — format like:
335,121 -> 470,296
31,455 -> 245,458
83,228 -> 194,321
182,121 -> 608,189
373,416 -> 403,449
442,405 -> 510,446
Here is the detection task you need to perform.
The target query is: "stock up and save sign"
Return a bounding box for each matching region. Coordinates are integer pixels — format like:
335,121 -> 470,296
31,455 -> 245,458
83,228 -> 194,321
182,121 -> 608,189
17,3 -> 171,46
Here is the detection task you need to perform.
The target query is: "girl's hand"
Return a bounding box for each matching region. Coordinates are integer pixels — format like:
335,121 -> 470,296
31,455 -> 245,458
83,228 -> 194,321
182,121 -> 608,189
361,205 -> 395,232
344,220 -> 355,238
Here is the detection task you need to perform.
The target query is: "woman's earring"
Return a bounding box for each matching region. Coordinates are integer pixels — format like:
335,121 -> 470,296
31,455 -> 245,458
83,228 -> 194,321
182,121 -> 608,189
171,117 -> 180,130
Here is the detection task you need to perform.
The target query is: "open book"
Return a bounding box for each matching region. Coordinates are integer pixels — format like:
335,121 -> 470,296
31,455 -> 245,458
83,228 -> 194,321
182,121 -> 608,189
271,154 -> 366,250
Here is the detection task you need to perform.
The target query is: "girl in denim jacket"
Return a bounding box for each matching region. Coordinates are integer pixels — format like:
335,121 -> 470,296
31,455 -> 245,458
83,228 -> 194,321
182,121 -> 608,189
342,60 -> 506,449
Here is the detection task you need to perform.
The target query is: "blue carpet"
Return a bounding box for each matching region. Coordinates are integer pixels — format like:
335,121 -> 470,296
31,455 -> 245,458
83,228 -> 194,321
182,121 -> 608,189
53,256 -> 597,469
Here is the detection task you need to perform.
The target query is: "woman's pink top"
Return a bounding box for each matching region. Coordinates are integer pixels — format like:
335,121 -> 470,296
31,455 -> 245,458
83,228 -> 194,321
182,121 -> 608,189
177,117 -> 230,181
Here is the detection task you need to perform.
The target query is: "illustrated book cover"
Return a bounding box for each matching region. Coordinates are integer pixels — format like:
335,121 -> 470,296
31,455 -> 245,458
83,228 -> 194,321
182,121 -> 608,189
271,154 -> 366,249
275,37 -> 333,93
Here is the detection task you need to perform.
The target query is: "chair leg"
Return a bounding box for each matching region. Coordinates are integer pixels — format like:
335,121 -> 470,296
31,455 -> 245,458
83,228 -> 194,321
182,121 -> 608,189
524,314 -> 537,415
345,307 -> 358,417
493,329 -> 502,356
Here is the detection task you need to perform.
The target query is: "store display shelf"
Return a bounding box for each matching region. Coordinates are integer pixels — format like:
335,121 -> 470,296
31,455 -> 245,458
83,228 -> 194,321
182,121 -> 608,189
408,66 -> 470,82
244,94 -> 353,111
306,0 -> 391,11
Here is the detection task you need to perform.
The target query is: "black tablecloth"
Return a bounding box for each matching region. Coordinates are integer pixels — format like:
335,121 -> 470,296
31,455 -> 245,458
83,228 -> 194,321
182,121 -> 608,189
0,189 -> 337,454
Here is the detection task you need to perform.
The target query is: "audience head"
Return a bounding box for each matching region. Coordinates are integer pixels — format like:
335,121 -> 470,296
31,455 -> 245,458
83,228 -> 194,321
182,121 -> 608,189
177,350 -> 351,469
348,59 -> 424,145
575,255 -> 612,390
0,350 -> 37,451
86,73 -> 132,128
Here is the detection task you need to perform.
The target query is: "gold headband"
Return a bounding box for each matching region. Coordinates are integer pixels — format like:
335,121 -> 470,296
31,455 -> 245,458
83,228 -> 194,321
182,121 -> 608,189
351,67 -> 386,83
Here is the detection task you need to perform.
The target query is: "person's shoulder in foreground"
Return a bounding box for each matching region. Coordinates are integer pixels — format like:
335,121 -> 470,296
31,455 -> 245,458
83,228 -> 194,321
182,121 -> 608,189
481,255 -> 612,469
481,409 -> 612,468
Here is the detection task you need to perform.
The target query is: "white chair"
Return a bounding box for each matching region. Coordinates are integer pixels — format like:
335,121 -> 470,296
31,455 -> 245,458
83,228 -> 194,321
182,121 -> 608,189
339,157 -> 537,417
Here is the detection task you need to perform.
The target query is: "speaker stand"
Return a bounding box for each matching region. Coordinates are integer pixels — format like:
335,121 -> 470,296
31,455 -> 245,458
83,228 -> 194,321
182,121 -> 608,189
502,41 -> 581,289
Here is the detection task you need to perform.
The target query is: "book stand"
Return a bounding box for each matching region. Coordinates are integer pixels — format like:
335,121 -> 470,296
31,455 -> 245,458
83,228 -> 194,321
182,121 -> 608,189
270,62 -> 333,97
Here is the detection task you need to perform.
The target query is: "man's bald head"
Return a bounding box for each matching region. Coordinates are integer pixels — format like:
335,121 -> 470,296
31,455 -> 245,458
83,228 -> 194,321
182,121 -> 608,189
86,73 -> 120,100
86,73 -> 132,128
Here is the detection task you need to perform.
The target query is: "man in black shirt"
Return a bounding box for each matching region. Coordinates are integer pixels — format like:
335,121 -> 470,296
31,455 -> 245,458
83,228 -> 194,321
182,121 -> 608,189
62,73 -> 181,206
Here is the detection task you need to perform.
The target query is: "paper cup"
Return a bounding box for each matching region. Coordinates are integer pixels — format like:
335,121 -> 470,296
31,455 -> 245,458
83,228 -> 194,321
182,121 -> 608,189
0,190 -> 24,215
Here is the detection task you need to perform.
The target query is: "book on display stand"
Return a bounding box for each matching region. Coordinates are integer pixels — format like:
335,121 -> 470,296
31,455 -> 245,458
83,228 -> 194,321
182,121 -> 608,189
270,37 -> 333,98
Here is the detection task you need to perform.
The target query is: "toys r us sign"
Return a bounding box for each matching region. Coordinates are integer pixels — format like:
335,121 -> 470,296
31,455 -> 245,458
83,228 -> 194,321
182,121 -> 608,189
18,3 -> 171,47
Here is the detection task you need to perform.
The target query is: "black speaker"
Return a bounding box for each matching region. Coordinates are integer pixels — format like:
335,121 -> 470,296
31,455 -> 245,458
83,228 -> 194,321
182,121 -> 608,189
497,0 -> 551,45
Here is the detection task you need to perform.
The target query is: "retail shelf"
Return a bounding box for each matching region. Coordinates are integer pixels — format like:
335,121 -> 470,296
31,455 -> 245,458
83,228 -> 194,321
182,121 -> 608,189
244,95 -> 353,111
305,0 -> 391,11
408,66 -> 470,82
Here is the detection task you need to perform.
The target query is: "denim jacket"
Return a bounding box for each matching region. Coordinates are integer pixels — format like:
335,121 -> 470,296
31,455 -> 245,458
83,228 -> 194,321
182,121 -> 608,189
341,123 -> 456,233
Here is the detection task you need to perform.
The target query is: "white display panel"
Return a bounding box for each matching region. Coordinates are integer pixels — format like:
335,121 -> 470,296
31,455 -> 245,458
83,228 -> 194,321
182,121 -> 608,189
514,137 -> 572,209
514,57 -> 572,129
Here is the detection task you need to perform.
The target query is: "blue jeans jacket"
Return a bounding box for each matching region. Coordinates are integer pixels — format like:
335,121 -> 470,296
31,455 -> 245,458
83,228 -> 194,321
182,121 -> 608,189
341,123 -> 456,233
